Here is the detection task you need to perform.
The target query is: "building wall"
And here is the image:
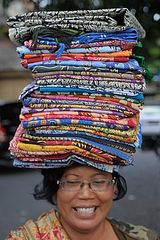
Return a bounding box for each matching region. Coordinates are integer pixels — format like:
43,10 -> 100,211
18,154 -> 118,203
0,71 -> 32,100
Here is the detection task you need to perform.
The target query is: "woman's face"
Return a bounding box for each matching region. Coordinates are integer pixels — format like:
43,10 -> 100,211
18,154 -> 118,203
56,165 -> 116,234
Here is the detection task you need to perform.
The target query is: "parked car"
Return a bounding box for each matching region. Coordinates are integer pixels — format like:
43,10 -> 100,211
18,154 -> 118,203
140,98 -> 160,157
0,100 -> 22,167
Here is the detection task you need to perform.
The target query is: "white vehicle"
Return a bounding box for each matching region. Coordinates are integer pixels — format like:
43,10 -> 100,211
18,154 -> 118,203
140,99 -> 160,156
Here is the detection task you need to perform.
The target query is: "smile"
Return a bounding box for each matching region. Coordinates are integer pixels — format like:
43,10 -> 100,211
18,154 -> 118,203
73,207 -> 97,215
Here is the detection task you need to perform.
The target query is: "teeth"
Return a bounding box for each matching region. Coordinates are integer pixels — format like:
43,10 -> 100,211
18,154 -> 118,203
75,207 -> 95,214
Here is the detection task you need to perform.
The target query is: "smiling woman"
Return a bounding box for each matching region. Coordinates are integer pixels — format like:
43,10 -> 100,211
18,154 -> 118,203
6,164 -> 159,240
5,7 -> 160,240
52,165 -> 122,239
55,165 -> 117,239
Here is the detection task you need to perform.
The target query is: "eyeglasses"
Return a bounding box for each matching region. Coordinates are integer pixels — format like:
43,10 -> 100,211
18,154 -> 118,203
57,178 -> 116,192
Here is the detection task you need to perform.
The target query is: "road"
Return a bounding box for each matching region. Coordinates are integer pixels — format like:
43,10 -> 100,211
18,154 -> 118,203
0,149 -> 160,239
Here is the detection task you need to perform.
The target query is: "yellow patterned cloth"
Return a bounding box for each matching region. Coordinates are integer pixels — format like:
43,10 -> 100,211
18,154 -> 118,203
5,209 -> 159,240
6,209 -> 70,240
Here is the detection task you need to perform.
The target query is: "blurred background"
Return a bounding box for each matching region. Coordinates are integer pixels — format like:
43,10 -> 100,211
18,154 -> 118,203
0,0 -> 160,239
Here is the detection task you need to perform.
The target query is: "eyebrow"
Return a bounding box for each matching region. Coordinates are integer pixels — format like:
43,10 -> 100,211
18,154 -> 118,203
63,173 -> 109,178
90,173 -> 110,177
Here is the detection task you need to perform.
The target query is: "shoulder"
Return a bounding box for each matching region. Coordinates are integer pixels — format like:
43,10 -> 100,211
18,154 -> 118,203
110,218 -> 160,240
34,208 -> 57,225
5,209 -> 56,240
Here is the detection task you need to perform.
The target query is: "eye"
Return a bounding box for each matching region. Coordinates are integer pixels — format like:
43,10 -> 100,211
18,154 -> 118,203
65,180 -> 81,186
92,179 -> 106,185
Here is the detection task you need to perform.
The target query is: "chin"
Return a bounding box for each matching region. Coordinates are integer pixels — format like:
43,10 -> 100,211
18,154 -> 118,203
71,217 -> 104,233
74,223 -> 100,233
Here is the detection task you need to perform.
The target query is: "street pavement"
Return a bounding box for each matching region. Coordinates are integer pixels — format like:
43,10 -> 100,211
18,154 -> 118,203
0,149 -> 160,239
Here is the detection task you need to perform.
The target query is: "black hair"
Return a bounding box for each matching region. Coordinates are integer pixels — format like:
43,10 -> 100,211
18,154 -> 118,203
33,168 -> 65,205
33,166 -> 127,205
112,171 -> 127,201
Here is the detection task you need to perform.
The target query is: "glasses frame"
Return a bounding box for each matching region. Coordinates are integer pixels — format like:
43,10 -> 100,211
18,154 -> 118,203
57,178 -> 116,192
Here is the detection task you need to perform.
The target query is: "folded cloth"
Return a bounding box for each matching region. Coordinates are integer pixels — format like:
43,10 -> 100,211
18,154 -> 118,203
71,29 -> 138,44
26,58 -> 140,71
19,81 -> 145,100
32,70 -> 144,81
23,50 -> 133,59
27,92 -> 144,110
24,39 -> 137,51
21,98 -> 139,115
65,40 -> 137,50
21,57 -> 130,68
31,64 -> 146,75
7,8 -> 145,46
26,125 -> 138,144
32,78 -> 144,91
13,158 -> 119,172
17,45 -> 123,58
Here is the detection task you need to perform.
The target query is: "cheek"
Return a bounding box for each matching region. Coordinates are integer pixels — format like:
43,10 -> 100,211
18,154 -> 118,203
101,193 -> 114,213
102,188 -> 115,200
57,190 -> 73,211
99,189 -> 115,208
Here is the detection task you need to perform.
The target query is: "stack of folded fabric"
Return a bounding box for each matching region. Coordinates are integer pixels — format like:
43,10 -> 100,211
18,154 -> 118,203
7,8 -> 146,172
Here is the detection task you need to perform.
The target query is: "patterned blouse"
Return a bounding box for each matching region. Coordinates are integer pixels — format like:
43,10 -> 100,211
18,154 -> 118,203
5,209 -> 159,240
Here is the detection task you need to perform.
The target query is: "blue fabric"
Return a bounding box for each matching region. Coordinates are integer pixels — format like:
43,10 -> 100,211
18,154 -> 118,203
16,44 -> 122,57
22,118 -> 130,130
33,28 -> 138,45
16,46 -> 55,58
28,59 -> 140,71
72,28 -> 138,44
66,46 -> 121,53
13,155 -> 120,172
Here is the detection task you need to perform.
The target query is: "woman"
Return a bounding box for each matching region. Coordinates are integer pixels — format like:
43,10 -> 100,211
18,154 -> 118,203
6,163 -> 159,239
6,8 -> 160,239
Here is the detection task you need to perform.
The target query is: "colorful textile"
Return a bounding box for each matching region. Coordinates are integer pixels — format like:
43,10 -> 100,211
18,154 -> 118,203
27,59 -> 140,70
7,8 -> 146,171
24,39 -> 137,51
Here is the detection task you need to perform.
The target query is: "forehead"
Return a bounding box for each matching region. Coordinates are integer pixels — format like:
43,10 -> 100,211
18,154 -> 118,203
62,165 -> 112,178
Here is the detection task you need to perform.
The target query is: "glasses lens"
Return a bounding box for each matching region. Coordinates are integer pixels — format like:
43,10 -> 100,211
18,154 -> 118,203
91,179 -> 114,191
61,180 -> 81,191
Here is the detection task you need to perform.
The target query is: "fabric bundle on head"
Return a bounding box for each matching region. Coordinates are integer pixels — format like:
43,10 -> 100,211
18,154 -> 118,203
7,8 -> 146,172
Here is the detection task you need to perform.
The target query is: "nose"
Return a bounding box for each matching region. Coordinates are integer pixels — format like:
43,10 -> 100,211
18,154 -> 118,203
80,182 -> 91,189
78,182 -> 94,198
